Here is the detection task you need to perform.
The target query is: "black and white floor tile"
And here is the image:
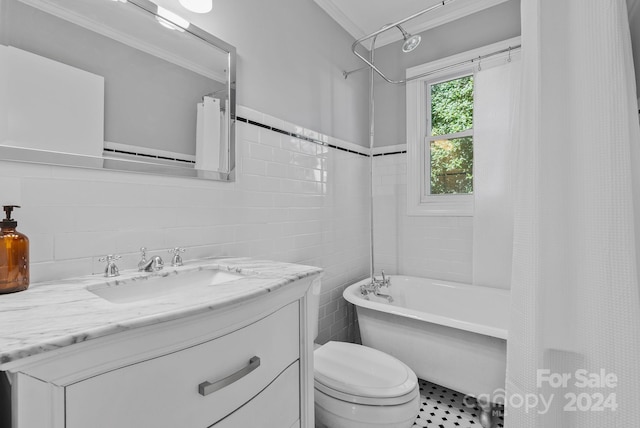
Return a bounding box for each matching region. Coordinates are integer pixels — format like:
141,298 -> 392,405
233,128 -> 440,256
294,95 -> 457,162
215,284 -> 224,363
413,379 -> 505,428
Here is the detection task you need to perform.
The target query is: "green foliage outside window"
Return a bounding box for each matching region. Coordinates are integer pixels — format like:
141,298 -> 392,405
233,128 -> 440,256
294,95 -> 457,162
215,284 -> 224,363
429,75 -> 474,194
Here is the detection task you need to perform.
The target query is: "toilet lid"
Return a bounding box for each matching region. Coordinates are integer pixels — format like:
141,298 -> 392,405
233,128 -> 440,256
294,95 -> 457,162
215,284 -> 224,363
314,342 -> 418,402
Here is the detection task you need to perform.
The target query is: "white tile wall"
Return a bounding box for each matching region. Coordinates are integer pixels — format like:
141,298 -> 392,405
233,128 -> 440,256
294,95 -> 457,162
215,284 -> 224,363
372,153 -> 473,284
0,107 -> 370,344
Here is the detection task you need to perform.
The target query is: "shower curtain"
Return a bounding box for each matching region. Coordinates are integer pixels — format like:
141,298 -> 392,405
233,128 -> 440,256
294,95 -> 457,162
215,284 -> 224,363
505,0 -> 640,426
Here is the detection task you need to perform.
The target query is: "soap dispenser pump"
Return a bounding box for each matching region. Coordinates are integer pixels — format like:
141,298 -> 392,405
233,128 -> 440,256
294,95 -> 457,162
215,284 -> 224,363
0,205 -> 29,294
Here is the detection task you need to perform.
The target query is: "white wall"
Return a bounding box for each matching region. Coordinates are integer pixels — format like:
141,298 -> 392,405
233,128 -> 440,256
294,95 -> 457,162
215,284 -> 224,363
372,154 -> 472,283
155,0 -> 370,147
0,107 -> 370,343
367,2 -> 520,285
0,0 -> 372,344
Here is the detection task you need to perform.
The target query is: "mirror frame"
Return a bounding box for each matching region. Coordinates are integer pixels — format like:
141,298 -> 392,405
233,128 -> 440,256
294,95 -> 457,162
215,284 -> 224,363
0,0 -> 237,181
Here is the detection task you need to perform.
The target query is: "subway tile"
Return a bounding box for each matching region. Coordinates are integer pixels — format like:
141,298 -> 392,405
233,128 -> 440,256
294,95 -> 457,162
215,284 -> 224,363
30,258 -> 93,283
289,165 -> 323,182
247,142 -> 273,161
290,152 -> 325,170
266,162 -> 289,179
322,299 -> 338,315
373,152 -> 473,284
28,233 -> 54,263
4,110 -> 374,345
239,174 -> 281,193
241,157 -> 267,176
236,121 -> 260,143
272,147 -> 293,164
259,129 -> 281,148
280,137 -> 300,152
54,231 -> 116,260
294,233 -> 323,249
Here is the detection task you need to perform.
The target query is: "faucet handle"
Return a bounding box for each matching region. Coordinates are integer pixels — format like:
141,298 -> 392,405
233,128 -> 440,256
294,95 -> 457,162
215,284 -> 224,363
98,254 -> 121,277
168,247 -> 185,266
381,270 -> 390,286
138,247 -> 148,271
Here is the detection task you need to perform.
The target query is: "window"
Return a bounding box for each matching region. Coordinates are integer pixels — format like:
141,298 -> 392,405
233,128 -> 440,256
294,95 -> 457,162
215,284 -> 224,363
406,70 -> 475,216
406,38 -> 519,216
427,75 -> 474,197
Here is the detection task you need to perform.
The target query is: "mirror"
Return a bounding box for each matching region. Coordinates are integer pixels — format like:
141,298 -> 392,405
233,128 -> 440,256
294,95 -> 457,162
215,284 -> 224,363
0,0 -> 236,181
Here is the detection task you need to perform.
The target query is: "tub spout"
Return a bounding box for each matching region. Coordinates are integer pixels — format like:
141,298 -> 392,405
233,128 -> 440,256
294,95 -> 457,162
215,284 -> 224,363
139,255 -> 164,272
360,270 -> 392,302
374,290 -> 394,303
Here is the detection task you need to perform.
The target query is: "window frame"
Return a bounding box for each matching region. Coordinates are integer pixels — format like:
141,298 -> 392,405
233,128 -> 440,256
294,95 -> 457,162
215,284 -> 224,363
406,37 -> 520,216
423,73 -> 475,202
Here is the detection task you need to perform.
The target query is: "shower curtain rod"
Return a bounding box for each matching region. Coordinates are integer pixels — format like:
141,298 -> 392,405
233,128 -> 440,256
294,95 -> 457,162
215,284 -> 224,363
350,0 -> 457,84
343,44 -> 522,83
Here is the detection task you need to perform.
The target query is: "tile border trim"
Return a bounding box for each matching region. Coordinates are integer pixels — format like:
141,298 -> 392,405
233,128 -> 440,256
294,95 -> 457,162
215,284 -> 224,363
236,106 -> 410,158
236,116 -> 370,157
372,144 -> 407,157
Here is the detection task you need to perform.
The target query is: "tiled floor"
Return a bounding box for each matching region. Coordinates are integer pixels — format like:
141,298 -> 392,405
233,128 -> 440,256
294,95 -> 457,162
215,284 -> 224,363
413,379 -> 505,428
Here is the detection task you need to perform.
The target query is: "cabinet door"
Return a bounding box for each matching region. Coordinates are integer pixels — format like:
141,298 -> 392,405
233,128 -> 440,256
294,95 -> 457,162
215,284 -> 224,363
212,362 -> 299,428
66,302 -> 299,428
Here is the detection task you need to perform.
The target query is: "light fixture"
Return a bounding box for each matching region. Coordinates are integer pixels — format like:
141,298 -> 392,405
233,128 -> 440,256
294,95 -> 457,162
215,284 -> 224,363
178,0 -> 212,14
156,6 -> 189,32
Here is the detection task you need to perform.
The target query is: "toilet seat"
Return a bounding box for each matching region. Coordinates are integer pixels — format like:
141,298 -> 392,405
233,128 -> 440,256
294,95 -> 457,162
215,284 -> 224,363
314,341 -> 419,406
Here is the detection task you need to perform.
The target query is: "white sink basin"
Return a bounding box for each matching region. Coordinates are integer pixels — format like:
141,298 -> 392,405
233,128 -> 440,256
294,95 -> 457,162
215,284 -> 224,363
87,268 -> 244,304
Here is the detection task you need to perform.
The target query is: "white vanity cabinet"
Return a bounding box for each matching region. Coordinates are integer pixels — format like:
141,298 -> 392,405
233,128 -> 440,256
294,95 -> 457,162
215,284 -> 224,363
4,274 -> 319,428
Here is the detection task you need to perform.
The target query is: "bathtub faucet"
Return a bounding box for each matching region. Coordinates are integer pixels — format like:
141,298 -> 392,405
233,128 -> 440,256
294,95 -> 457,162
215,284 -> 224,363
360,271 -> 393,302
379,271 -> 390,287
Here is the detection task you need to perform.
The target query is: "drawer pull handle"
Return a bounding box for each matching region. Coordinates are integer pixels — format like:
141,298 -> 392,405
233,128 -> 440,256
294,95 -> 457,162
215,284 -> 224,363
198,356 -> 261,396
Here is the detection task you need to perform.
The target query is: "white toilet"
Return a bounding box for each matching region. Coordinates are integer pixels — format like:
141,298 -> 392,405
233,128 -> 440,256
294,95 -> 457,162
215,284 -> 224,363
313,341 -> 420,428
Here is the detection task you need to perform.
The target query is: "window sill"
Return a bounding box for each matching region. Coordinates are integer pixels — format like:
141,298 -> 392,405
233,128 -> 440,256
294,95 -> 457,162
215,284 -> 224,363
407,197 -> 474,217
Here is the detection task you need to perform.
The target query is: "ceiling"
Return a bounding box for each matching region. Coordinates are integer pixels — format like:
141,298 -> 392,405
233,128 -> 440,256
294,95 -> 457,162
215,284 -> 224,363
315,0 -> 640,99
313,0 -> 511,48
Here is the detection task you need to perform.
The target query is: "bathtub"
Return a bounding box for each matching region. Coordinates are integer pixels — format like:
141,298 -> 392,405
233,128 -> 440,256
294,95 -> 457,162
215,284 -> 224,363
344,276 -> 509,403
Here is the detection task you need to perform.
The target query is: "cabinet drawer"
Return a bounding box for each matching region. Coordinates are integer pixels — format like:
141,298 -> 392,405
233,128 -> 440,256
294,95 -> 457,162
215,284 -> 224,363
66,302 -> 299,428
212,361 -> 299,428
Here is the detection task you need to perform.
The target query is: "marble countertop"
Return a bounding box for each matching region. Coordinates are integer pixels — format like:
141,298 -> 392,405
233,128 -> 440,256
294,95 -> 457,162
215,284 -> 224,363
0,257 -> 322,367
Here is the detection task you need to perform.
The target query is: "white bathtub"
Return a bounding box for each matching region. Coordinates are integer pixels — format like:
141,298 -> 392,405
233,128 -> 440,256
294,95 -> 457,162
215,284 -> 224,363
343,276 -> 509,403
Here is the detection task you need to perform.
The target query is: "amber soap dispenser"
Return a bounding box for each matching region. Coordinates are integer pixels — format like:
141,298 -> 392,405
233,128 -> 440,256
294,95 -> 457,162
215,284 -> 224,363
0,205 -> 29,294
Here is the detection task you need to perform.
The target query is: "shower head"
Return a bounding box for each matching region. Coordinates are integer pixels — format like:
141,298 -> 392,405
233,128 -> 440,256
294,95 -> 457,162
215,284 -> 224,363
396,24 -> 421,53
402,34 -> 421,52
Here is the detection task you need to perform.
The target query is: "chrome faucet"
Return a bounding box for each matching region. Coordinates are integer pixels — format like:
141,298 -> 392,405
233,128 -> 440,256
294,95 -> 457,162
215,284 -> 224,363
138,247 -> 164,272
140,256 -> 164,272
99,254 -> 121,278
377,271 -> 390,288
168,247 -> 185,267
360,270 -> 393,302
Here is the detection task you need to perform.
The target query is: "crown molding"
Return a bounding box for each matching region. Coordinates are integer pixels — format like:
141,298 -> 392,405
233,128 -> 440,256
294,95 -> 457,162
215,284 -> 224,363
375,0 -> 510,47
313,0 -> 367,41
314,0 -> 511,49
